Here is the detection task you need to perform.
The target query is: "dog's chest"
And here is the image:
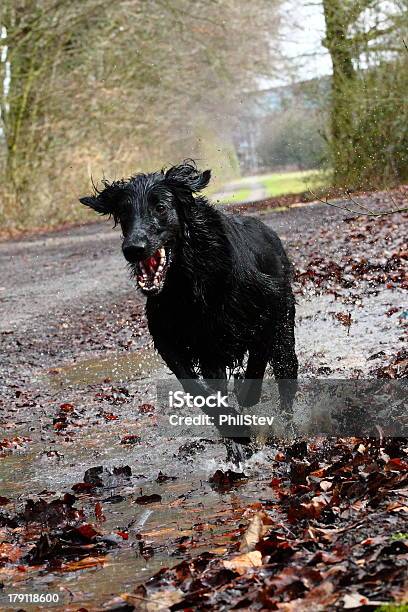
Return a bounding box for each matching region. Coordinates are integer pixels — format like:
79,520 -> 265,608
148,292 -> 227,348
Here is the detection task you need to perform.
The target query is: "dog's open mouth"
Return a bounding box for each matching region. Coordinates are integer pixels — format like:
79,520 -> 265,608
136,247 -> 169,294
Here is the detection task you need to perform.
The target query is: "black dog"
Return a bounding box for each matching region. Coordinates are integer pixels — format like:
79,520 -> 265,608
80,161 -> 298,415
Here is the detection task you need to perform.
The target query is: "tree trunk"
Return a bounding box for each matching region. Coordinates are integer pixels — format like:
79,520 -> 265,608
322,0 -> 355,183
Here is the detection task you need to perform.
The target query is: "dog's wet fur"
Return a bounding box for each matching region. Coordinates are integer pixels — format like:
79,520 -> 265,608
80,161 -> 298,412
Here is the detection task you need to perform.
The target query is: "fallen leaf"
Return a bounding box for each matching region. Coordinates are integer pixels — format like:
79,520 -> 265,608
0,543 -> 22,563
135,494 -> 162,505
240,512 -> 271,552
209,469 -> 247,491
342,593 -> 388,609
320,480 -> 332,492
223,550 -> 262,574
72,482 -> 95,493
95,502 -> 106,522
59,403 -> 75,413
156,471 -> 177,483
60,556 -> 106,572
139,403 -> 155,414
386,458 -> 408,472
145,589 -> 184,611
120,434 -> 141,445
76,523 -> 99,541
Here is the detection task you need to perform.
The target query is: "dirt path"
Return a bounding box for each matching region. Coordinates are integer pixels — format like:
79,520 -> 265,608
212,177 -> 266,203
0,225 -> 138,331
0,197 -> 406,610
1,200 -> 404,371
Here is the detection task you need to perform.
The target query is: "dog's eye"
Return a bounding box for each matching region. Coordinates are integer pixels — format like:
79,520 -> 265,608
155,203 -> 166,214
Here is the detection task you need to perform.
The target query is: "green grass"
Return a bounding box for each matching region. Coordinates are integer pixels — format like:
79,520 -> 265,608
390,532 -> 408,541
215,188 -> 253,204
214,169 -> 329,205
375,605 -> 408,612
259,169 -> 327,198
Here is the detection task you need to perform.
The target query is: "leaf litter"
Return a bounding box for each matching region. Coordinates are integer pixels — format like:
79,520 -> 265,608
0,192 -> 407,609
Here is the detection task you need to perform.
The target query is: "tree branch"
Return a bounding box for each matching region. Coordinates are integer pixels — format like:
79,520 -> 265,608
308,188 -> 408,217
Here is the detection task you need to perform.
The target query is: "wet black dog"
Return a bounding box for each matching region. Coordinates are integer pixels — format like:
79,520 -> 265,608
80,161 -> 298,410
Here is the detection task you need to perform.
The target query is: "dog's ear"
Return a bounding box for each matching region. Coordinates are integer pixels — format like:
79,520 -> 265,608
79,181 -> 125,217
164,160 -> 211,192
79,195 -> 109,215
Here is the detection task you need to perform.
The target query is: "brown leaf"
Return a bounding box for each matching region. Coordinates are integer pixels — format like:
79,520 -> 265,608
75,523 -> 99,541
59,403 -> 75,413
144,589 -> 184,611
223,550 -> 262,574
343,593 -> 369,609
138,403 -> 155,414
135,494 -> 162,505
209,469 -> 248,491
240,511 -> 271,553
95,502 -> 106,522
386,458 -> 408,472
0,543 -> 22,563
335,312 -> 352,330
276,581 -> 337,611
60,556 -> 106,572
120,434 -> 141,445
72,482 -> 95,493
320,480 -> 332,492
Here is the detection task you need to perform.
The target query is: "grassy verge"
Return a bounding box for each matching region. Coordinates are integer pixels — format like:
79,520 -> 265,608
260,169 -> 327,198
215,188 -> 253,204
215,169 -> 330,204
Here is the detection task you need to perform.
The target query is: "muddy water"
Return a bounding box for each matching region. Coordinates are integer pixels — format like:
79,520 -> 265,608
49,346 -> 165,387
296,290 -> 406,375
1,286 -> 404,610
1,409 -> 277,610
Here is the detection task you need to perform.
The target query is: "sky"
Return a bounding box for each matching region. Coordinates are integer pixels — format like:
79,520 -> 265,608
276,0 -> 332,85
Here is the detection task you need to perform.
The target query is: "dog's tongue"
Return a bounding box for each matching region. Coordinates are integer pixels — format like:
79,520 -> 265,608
144,250 -> 160,273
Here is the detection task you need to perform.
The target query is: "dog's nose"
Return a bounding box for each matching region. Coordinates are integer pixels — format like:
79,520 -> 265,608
122,242 -> 149,262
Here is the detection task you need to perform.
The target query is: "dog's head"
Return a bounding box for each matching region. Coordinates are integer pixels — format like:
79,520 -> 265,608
79,160 -> 211,295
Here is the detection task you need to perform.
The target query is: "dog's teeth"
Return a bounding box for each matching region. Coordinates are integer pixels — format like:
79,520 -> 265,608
159,248 -> 165,258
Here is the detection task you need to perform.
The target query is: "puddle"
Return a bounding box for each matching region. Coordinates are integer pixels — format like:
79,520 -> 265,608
295,290 -> 405,375
48,346 -> 165,387
2,289 -> 405,610
0,431 -> 277,611
0,463 -> 293,605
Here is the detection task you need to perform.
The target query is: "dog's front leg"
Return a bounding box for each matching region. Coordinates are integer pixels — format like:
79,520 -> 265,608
156,344 -> 214,397
236,351 -> 268,408
157,346 -> 252,442
200,362 -> 228,396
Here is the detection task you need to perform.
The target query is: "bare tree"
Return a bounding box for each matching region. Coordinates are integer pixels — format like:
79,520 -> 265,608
0,0 -> 282,227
